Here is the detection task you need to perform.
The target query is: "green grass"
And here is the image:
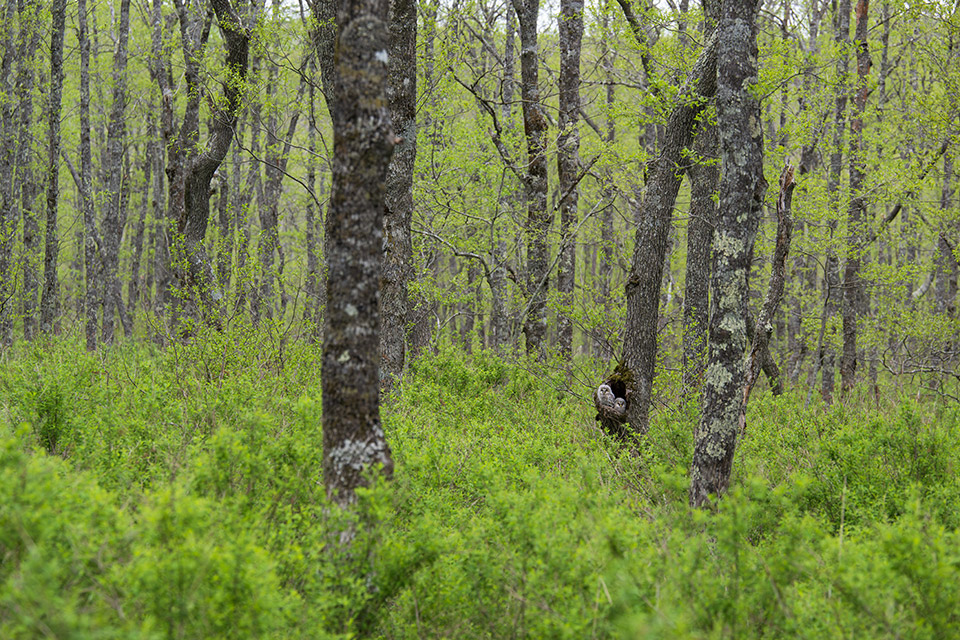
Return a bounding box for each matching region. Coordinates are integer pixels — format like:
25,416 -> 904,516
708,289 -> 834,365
2,329 -> 959,638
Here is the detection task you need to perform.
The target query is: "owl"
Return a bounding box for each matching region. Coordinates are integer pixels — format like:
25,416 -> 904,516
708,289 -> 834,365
613,397 -> 627,417
597,384 -> 615,408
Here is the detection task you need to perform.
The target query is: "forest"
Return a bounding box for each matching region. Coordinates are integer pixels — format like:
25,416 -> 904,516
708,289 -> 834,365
1,0 -> 959,636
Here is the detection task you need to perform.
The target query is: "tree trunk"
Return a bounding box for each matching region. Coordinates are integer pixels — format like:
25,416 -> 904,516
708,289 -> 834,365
935,152 -> 956,317
840,0 -> 871,393
41,0 -> 67,334
127,138 -> 153,320
682,120 -> 718,394
513,0 -> 550,358
622,32 -> 718,434
0,0 -> 18,347
689,0 -> 764,508
318,0 -> 396,506
556,0 -> 584,361
177,0 -> 249,324
380,0 -> 417,392
78,0 -> 102,351
820,0 -> 850,404
100,0 -> 132,344
16,0 -> 41,341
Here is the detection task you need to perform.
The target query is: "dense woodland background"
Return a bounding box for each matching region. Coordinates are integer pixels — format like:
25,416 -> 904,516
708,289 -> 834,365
1,0 -> 960,636
0,0 -> 955,390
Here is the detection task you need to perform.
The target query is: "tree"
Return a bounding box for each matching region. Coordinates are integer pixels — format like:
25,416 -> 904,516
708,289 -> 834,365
380,0 -> 418,391
40,0 -> 67,334
689,0 -> 765,508
513,0 -> 550,358
556,0 -> 584,361
100,0 -> 133,343
622,25 -> 718,434
840,0 -> 871,392
318,0 -> 395,506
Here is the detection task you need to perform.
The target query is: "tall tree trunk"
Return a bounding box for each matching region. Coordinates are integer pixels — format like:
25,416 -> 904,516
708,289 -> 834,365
318,0 -> 395,507
513,0 -> 550,358
304,60 -> 323,339
489,6 -> 515,353
840,0 -> 871,393
78,0 -> 102,351
682,121 -> 718,394
820,0 -> 851,404
556,0 -> 584,361
257,69 -> 308,324
101,0 -> 132,344
935,152 -> 956,317
41,0 -> 67,334
0,0 -> 18,347
380,0 -> 417,392
127,137 -> 152,320
595,0 -> 616,359
177,0 -> 249,323
689,0 -> 764,508
622,31 -> 718,434
17,0 -> 41,341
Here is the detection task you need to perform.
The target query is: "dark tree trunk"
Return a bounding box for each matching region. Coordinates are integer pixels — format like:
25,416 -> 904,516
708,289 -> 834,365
78,0 -> 102,351
595,1 -> 616,359
318,0 -> 396,506
16,0 -> 41,341
489,7 -> 515,353
689,0 -> 764,508
819,0 -> 850,404
380,0 -> 417,392
101,0 -> 132,344
513,0 -> 550,358
741,166 -> 794,430
128,137 -> 153,319
177,0 -> 249,323
556,0 -> 584,361
304,61 -> 324,339
41,0 -> 67,334
840,0 -> 871,393
0,0 -> 18,347
255,69 -> 306,324
622,32 -> 718,434
682,120 -> 718,394
935,152 -> 956,317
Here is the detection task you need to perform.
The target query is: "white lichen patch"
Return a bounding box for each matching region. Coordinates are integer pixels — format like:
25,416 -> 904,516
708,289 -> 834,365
345,303 -> 358,317
705,361 -> 733,389
338,350 -> 351,363
375,50 -> 389,63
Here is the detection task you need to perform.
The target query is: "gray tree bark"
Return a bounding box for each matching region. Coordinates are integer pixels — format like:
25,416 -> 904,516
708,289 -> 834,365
512,0 -> 550,358
100,0 -> 132,344
840,0 -> 871,393
176,0 -> 249,324
318,0 -> 396,506
682,119 -> 718,394
380,0 -> 417,392
0,0 -> 18,347
556,0 -> 584,361
935,153 -> 957,317
41,0 -> 67,334
622,32 -> 718,434
818,0 -> 851,404
78,0 -> 102,351
16,0 -> 41,341
689,0 -> 765,508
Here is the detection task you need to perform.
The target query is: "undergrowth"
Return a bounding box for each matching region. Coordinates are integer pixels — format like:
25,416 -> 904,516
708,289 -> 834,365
1,328 -> 959,638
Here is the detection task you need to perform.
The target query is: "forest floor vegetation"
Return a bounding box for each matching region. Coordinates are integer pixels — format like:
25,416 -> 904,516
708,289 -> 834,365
2,327 -> 959,638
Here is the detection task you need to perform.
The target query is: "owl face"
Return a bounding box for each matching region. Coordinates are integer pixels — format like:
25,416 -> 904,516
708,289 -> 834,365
597,384 -> 615,407
613,397 -> 627,415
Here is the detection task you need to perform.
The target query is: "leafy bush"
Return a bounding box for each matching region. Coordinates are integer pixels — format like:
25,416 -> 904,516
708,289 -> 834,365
2,333 -> 960,638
